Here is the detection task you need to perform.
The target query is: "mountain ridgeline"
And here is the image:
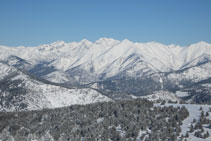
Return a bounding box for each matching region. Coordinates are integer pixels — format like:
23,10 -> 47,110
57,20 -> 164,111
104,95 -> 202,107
0,38 -> 211,105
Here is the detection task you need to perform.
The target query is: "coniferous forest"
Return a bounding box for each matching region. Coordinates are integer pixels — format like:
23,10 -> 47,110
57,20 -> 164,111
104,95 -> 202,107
0,99 -> 189,141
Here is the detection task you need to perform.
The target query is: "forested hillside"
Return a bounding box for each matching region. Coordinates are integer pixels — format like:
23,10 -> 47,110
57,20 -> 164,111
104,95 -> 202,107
0,99 -> 189,141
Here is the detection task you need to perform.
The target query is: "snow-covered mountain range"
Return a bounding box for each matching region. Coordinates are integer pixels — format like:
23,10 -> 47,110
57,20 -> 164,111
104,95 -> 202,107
1,39 -> 211,83
0,38 -> 211,107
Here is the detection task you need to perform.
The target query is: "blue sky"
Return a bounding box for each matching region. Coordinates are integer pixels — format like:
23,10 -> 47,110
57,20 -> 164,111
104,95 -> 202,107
0,0 -> 211,46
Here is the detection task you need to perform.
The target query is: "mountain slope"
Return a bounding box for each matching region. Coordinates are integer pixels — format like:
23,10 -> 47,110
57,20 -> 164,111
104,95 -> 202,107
1,39 -> 211,84
0,62 -> 111,112
0,99 -> 189,141
1,39 -> 211,103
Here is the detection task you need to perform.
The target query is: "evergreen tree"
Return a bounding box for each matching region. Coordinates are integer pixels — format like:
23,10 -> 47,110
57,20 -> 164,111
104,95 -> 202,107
185,132 -> 189,138
203,131 -> 210,138
206,111 -> 209,117
189,124 -> 194,133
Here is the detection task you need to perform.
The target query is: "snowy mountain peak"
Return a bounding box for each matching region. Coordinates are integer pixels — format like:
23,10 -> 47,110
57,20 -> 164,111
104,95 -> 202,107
49,40 -> 66,47
1,38 -> 211,85
94,37 -> 120,45
1,38 -> 211,107
190,41 -> 210,47
80,39 -> 92,44
120,39 -> 133,44
145,41 -> 164,45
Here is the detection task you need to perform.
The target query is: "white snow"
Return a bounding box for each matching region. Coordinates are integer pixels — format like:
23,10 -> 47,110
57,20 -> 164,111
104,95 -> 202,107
175,91 -> 189,97
156,103 -> 211,141
1,39 -> 211,83
141,90 -> 181,102
97,117 -> 104,123
168,62 -> 211,83
0,62 -> 112,112
137,130 -> 147,140
202,84 -> 211,88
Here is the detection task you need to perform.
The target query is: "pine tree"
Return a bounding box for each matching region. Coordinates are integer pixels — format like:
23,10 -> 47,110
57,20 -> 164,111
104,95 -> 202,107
185,132 -> 189,138
204,131 -> 210,138
189,124 -> 194,133
206,111 -> 209,117
161,100 -> 166,105
209,122 -> 211,129
200,111 -> 204,121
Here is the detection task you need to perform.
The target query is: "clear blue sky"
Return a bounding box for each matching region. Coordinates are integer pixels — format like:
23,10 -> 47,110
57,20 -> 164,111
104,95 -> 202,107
0,0 -> 211,46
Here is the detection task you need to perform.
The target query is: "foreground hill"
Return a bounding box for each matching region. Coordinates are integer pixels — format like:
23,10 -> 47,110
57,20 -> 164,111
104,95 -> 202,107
0,62 -> 111,112
0,99 -> 189,141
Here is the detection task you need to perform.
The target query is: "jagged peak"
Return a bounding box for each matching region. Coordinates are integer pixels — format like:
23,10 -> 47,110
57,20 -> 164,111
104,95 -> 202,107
50,40 -> 66,46
94,37 -> 120,44
79,39 -> 92,45
121,39 -> 133,44
1,39 -> 210,49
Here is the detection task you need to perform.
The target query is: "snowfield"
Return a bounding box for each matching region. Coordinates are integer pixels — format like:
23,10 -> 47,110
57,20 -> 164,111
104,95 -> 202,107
175,91 -> 189,98
141,90 -> 181,102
